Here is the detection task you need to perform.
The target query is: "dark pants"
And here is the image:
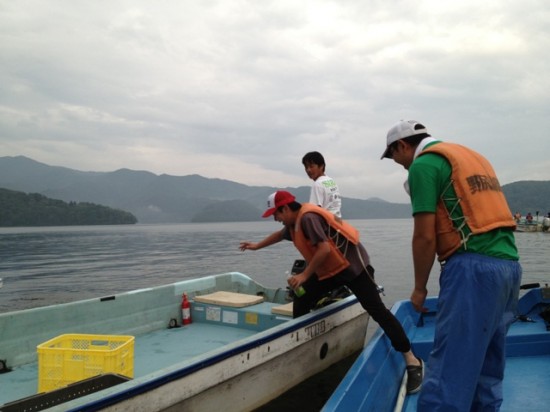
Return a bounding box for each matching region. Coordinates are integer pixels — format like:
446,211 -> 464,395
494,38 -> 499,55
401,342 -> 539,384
293,266 -> 411,353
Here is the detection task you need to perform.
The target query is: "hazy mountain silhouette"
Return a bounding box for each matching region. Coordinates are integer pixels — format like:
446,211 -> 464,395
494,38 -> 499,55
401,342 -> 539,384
1,156 -> 545,223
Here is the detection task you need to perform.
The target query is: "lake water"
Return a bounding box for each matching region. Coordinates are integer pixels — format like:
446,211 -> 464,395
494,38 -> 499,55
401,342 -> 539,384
0,219 -> 434,313
1,220 -> 548,410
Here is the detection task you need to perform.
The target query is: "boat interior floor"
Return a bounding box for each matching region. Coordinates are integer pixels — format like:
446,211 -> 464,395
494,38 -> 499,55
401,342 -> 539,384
402,354 -> 550,412
401,304 -> 550,412
0,301 -> 291,406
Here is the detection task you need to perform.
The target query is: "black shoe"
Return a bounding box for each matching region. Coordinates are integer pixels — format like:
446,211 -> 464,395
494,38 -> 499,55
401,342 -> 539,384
406,358 -> 424,395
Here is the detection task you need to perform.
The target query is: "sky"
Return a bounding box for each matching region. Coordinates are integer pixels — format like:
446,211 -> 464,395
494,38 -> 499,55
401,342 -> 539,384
1,1 -> 549,203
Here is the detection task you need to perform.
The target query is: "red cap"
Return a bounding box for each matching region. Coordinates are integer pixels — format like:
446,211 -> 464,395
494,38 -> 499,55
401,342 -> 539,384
262,191 -> 296,218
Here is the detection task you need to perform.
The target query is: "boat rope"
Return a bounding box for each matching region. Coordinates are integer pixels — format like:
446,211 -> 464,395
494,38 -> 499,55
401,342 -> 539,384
441,179 -> 472,249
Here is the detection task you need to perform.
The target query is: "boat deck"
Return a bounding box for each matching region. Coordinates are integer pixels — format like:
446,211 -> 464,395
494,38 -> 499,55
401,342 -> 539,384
322,287 -> 550,412
0,301 -> 291,406
403,354 -> 550,411
402,301 -> 550,411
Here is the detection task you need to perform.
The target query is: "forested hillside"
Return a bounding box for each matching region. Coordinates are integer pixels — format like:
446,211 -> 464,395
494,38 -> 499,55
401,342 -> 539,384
0,188 -> 137,227
0,156 -> 547,223
502,181 -> 550,216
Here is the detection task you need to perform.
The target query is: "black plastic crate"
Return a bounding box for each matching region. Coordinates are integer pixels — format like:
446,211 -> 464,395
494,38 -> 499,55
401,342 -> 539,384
0,373 -> 130,412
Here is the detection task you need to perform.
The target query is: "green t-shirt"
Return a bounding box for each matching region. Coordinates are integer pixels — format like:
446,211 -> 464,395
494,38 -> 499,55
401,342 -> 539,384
408,142 -> 518,260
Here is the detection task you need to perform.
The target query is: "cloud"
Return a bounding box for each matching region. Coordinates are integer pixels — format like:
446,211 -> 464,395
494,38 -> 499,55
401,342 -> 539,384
1,0 -> 549,203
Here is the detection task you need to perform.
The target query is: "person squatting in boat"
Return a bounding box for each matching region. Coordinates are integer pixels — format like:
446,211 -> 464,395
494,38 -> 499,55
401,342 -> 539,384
239,190 -> 424,395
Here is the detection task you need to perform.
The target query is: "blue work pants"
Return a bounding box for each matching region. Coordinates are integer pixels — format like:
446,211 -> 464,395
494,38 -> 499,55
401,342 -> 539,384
418,253 -> 522,412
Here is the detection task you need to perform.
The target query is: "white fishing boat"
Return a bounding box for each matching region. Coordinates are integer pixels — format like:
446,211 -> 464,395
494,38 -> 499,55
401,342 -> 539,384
0,271 -> 368,412
515,223 -> 544,232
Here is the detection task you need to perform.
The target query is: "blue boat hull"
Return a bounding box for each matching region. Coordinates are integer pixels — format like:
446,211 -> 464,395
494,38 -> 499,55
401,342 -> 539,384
323,285 -> 550,412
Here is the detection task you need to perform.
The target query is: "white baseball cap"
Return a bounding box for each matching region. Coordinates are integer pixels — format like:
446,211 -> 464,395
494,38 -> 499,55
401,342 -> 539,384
381,120 -> 430,159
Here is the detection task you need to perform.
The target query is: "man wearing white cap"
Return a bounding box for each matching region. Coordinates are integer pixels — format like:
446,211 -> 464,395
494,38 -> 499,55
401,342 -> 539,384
240,190 -> 424,395
382,120 -> 522,410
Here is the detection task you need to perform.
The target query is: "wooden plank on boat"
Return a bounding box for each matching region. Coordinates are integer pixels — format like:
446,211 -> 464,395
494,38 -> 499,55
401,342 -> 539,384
271,302 -> 293,316
193,291 -> 264,307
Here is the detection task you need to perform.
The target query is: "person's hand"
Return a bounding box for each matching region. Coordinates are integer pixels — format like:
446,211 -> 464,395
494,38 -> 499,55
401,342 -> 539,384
239,241 -> 257,251
287,272 -> 306,289
410,287 -> 429,313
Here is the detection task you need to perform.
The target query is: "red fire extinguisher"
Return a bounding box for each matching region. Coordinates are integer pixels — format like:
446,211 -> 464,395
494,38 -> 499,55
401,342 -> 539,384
181,293 -> 192,325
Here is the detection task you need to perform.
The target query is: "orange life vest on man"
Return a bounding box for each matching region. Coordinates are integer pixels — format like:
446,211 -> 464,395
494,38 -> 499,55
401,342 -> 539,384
289,204 -> 360,280
419,142 -> 516,260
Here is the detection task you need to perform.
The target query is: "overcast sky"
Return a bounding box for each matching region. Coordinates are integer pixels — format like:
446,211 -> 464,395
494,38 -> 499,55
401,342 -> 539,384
1,1 -> 548,203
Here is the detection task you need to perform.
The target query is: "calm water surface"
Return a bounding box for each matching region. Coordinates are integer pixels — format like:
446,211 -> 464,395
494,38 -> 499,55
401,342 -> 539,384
1,219 -> 547,312
1,220 -> 548,410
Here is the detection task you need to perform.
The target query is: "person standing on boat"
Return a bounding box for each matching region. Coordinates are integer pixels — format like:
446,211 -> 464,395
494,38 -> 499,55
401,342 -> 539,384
543,213 -> 550,232
381,120 -> 522,411
239,190 -> 424,395
302,151 -> 342,218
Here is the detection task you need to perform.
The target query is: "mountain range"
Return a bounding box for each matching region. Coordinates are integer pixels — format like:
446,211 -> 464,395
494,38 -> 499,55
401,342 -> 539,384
0,156 -> 548,223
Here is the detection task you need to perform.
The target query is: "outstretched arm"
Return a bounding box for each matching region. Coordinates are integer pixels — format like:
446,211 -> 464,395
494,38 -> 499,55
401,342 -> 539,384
239,229 -> 285,251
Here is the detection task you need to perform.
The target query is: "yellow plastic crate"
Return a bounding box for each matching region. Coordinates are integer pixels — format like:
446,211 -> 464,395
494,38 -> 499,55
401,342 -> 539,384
37,334 -> 134,393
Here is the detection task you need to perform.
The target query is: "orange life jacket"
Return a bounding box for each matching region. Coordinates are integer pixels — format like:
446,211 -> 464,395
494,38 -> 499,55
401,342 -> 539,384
290,204 -> 360,280
419,142 -> 516,260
